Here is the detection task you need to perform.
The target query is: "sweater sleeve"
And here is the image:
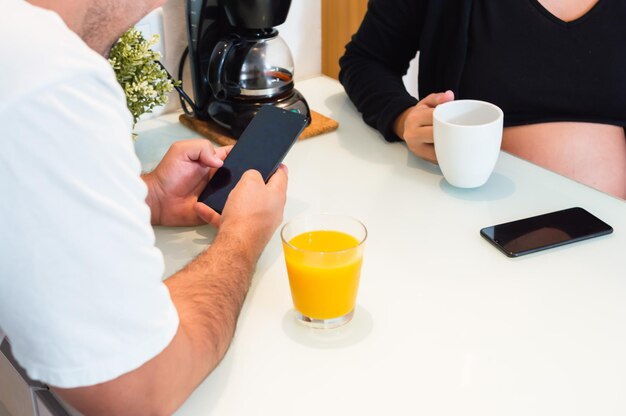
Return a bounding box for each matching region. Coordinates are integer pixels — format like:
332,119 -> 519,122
338,0 -> 427,142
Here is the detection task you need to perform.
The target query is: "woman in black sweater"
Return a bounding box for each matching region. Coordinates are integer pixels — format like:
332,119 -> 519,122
339,0 -> 626,198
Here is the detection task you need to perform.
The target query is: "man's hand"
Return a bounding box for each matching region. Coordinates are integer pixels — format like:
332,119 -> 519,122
393,90 -> 455,163
143,140 -> 232,227
208,165 -> 289,255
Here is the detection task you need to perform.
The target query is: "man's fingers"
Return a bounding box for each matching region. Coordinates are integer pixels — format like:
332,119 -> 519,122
240,169 -> 264,183
195,142 -> 224,168
233,167 -> 287,198
170,139 -> 223,168
267,164 -> 288,194
215,145 -> 233,161
194,202 -> 221,227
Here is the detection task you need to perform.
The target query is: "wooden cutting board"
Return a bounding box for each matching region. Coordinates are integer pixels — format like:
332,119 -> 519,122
179,109 -> 339,146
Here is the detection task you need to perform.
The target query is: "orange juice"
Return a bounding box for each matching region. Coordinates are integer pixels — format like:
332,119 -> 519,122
283,230 -> 364,320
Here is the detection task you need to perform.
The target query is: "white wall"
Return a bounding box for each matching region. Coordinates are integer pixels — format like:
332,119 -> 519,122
276,0 -> 321,80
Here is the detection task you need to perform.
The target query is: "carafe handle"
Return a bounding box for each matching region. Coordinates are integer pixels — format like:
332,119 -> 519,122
208,36 -> 241,99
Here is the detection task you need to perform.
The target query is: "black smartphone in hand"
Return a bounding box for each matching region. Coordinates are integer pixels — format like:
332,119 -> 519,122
480,207 -> 613,257
198,106 -> 308,214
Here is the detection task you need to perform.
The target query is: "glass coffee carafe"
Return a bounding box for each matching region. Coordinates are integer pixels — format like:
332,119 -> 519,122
207,28 -> 310,136
209,29 -> 295,101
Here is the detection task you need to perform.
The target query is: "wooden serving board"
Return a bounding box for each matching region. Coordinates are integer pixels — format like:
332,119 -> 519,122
179,109 -> 339,146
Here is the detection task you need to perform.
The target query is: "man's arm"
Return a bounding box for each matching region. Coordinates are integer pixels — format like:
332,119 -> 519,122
52,168 -> 288,415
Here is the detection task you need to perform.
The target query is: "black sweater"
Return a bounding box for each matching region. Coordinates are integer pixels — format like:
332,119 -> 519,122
339,0 -> 472,142
340,0 -> 626,142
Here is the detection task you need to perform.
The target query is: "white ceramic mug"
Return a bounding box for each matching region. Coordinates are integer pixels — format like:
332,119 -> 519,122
433,100 -> 504,188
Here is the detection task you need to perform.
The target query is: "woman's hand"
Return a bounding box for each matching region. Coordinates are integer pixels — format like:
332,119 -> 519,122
143,139 -> 233,227
393,90 -> 455,163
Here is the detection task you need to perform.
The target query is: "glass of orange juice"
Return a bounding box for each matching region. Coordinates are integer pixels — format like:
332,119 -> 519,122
281,214 -> 367,329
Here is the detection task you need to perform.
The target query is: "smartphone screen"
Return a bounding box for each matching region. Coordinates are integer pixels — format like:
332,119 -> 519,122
480,207 -> 613,257
198,106 -> 308,214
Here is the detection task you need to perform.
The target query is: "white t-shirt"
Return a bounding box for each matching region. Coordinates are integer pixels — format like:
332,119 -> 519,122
0,1 -> 179,388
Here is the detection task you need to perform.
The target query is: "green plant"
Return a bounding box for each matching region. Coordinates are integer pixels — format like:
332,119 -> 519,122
109,28 -> 178,126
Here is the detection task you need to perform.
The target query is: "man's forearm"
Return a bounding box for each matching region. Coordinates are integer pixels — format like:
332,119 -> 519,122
52,227 -> 263,416
160,226 -> 262,404
166,228 -> 259,371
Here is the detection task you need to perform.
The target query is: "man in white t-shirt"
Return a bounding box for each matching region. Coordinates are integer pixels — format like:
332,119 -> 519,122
0,0 -> 288,414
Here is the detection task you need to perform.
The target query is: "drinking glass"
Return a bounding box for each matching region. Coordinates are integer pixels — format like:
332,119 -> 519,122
281,214 -> 367,329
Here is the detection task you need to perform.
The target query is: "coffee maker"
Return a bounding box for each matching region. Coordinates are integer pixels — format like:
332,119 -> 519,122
184,0 -> 311,138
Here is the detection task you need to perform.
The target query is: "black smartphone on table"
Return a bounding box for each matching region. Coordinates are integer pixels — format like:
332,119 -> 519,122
198,105 -> 308,214
480,207 -> 613,257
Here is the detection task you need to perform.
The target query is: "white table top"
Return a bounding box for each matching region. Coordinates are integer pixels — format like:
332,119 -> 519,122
134,76 -> 626,416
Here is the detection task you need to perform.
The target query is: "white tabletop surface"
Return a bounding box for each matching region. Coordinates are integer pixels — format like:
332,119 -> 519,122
134,76 -> 626,416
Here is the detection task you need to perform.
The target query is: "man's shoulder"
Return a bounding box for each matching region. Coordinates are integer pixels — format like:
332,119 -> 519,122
0,1 -> 115,102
